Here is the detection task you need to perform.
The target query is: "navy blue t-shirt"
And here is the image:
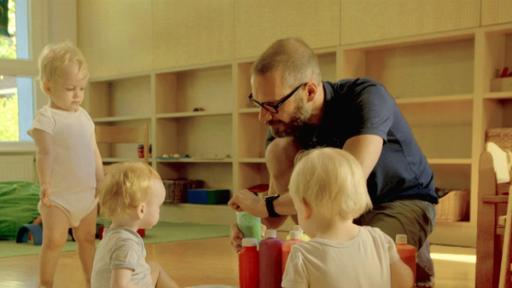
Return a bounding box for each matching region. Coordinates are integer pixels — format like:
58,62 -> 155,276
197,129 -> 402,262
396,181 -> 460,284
268,78 -> 438,205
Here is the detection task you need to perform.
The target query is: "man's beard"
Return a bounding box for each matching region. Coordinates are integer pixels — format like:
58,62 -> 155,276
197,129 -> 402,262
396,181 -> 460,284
269,99 -> 312,138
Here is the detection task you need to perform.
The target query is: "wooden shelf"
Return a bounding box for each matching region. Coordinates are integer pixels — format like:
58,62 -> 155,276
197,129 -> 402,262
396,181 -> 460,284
156,111 -> 232,119
484,91 -> 512,100
239,158 -> 266,163
238,108 -> 259,114
102,157 -> 149,163
428,158 -> 472,165
396,94 -> 473,105
156,158 -> 232,163
93,116 -> 150,123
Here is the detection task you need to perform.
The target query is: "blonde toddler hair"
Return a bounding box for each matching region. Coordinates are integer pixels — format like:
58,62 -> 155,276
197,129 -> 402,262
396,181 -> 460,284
98,162 -> 161,219
38,41 -> 89,90
289,148 -> 372,221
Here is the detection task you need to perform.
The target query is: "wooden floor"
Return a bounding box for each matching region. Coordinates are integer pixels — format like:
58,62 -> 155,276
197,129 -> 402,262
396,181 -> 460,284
0,237 -> 475,288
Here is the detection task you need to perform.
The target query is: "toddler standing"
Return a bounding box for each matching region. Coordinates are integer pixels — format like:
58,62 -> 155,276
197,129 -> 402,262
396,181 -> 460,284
29,41 -> 103,287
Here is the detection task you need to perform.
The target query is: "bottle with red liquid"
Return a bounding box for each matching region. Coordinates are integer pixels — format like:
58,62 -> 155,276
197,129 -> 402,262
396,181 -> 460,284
239,238 -> 259,288
281,229 -> 302,274
395,234 -> 416,282
259,229 -> 283,288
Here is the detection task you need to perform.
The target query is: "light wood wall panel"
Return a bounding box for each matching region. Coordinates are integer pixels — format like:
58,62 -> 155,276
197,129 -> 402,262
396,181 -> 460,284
77,0 -> 152,78
482,0 -> 512,25
234,0 -> 340,59
152,0 -> 233,70
341,0 -> 480,45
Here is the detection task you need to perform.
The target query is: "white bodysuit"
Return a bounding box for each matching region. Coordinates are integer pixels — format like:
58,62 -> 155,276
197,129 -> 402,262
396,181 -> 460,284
29,105 -> 97,227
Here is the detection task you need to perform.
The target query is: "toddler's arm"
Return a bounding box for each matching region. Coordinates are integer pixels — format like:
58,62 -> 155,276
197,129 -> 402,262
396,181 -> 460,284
111,268 -> 137,288
31,129 -> 53,207
390,259 -> 414,288
92,134 -> 104,188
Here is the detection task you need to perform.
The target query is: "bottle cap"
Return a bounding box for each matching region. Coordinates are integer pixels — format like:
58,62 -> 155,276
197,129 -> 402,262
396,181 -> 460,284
395,234 -> 408,245
265,229 -> 277,238
289,230 -> 302,240
292,225 -> 302,231
241,238 -> 258,247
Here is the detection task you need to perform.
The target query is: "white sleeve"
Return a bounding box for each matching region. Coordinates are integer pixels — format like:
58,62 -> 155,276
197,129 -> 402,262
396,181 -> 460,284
28,107 -> 55,136
382,231 -> 400,264
281,246 -> 309,288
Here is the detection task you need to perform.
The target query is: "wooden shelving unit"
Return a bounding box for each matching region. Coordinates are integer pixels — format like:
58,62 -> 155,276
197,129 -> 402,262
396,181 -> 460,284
79,0 -> 512,247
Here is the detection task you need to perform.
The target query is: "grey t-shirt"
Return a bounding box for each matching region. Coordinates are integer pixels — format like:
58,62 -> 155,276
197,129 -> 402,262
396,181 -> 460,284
91,227 -> 153,288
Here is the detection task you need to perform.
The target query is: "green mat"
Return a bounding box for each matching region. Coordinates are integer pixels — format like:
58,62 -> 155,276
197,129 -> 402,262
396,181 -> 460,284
0,222 -> 230,258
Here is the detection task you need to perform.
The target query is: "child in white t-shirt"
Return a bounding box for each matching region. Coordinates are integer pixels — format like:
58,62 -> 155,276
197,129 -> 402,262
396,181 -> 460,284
92,162 -> 179,288
28,41 -> 103,287
282,148 -> 413,288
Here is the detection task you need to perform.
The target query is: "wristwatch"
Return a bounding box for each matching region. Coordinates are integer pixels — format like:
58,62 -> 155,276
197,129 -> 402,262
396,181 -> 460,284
265,195 -> 281,218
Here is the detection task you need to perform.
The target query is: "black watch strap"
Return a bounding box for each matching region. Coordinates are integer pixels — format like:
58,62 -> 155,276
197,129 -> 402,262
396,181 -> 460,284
265,195 -> 281,218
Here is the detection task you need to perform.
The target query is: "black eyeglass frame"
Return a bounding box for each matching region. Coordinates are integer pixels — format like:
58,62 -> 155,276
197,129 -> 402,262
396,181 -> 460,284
248,82 -> 307,114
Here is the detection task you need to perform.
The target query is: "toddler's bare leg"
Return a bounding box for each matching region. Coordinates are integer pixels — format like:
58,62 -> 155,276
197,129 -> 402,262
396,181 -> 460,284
149,260 -> 179,288
73,206 -> 97,288
39,205 -> 69,288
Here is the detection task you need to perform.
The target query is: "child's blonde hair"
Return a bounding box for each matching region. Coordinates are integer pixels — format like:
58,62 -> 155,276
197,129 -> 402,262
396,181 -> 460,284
98,162 -> 161,219
289,148 -> 372,221
38,41 -> 89,90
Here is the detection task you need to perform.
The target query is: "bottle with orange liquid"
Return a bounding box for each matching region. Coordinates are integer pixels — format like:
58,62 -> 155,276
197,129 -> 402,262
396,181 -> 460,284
395,234 -> 416,282
239,238 -> 259,288
281,228 -> 303,274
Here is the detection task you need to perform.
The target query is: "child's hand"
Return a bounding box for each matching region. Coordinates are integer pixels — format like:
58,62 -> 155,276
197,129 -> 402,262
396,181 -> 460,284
40,184 -> 52,207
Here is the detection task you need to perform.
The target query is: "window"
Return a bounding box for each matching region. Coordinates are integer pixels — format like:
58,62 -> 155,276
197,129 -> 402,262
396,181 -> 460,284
0,0 -> 36,143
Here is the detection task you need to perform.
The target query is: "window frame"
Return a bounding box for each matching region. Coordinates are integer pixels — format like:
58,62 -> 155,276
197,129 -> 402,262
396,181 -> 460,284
0,0 -> 46,151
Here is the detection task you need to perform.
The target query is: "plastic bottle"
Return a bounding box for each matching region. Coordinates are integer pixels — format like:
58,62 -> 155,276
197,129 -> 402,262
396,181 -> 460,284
237,211 -> 262,241
286,225 -> 310,242
281,229 -> 302,274
259,229 -> 283,288
395,234 -> 416,282
239,238 -> 259,288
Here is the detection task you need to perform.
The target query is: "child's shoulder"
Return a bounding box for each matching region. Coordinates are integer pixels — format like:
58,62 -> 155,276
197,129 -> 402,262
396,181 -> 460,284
359,226 -> 395,245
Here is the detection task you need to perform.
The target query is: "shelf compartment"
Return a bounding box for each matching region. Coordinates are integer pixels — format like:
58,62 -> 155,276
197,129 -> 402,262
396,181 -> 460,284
431,162 -> 472,191
88,75 -> 151,119
483,99 -> 512,128
96,121 -> 152,160
156,115 -> 232,161
157,162 -> 233,191
155,65 -> 233,114
238,163 -> 269,191
238,113 -> 268,159
341,37 -> 475,99
482,29 -> 512,93
399,100 -> 473,159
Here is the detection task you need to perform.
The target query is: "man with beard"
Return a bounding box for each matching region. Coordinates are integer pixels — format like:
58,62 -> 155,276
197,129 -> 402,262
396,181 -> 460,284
228,38 -> 437,286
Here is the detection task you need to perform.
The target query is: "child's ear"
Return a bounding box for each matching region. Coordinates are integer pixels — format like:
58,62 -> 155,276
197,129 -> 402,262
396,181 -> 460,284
43,81 -> 52,95
302,198 -> 313,220
136,203 -> 146,219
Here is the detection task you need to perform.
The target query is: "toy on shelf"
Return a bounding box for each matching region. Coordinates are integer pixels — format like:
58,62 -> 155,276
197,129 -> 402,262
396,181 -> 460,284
491,67 -> 512,92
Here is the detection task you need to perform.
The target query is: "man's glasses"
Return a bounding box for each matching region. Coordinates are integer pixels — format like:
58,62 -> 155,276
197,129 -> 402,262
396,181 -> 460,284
248,82 -> 307,114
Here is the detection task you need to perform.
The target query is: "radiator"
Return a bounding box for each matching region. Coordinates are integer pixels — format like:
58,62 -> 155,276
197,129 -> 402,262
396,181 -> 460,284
0,154 -> 35,182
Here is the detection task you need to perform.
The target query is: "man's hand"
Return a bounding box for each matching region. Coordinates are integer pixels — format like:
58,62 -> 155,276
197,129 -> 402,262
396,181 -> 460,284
230,223 -> 244,252
40,184 -> 52,207
228,189 -> 267,218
